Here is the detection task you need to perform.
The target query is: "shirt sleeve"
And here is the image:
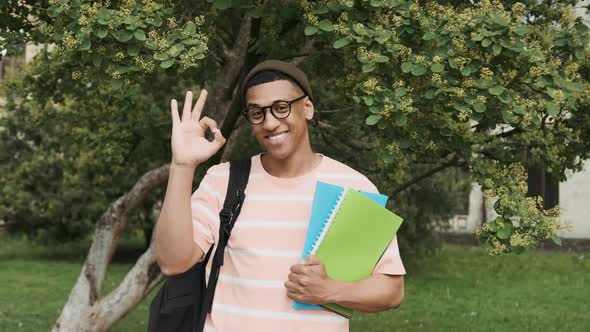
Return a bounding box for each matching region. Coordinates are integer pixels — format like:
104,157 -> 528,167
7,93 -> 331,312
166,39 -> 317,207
357,178 -> 407,276
373,234 -> 406,275
191,166 -> 224,254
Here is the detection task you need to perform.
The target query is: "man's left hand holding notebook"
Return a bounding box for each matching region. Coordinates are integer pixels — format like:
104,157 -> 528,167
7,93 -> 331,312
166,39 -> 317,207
285,255 -> 336,305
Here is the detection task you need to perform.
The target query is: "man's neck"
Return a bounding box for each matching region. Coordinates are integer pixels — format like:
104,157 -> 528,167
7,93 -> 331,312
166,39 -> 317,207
261,148 -> 322,178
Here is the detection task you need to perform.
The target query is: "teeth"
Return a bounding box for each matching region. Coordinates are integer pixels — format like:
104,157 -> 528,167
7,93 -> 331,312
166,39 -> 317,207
268,132 -> 287,140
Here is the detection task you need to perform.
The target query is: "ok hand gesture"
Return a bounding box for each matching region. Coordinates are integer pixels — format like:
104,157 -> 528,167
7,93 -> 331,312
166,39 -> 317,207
170,90 -> 226,169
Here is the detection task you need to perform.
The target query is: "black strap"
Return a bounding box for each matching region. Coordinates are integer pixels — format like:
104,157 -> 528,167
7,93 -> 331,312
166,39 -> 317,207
197,159 -> 251,329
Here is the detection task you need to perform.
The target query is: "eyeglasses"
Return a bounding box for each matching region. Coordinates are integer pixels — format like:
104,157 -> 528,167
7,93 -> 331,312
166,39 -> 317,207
242,95 -> 307,125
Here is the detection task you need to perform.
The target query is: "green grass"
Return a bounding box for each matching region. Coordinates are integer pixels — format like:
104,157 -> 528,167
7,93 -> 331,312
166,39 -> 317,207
0,233 -> 588,331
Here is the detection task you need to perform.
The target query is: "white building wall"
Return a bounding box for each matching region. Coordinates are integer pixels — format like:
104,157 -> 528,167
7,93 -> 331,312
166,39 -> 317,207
559,164 -> 590,238
450,165 -> 590,239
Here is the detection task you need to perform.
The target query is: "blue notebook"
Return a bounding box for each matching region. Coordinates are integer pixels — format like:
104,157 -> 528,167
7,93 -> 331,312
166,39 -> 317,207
292,181 -> 388,311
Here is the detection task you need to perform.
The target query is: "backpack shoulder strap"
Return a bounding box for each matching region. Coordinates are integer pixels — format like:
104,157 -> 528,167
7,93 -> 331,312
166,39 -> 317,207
200,158 -> 251,318
221,159 -> 251,233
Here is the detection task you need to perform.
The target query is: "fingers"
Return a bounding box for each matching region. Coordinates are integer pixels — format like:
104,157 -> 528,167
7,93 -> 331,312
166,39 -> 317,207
213,127 -> 227,146
304,255 -> 321,265
170,99 -> 180,126
199,117 -> 227,146
191,89 -> 208,121
288,272 -> 298,283
284,280 -> 300,293
290,263 -> 305,274
181,91 -> 193,122
198,116 -> 218,133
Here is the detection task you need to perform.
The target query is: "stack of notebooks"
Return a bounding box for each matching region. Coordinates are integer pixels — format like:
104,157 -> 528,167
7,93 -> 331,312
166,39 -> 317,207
292,181 -> 403,318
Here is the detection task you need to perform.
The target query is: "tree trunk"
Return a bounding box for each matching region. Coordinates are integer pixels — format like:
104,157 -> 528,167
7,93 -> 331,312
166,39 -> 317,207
52,165 -> 168,332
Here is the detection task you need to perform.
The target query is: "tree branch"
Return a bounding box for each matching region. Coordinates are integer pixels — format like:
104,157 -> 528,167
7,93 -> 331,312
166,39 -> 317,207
54,163 -> 170,331
315,119 -> 378,151
97,235 -> 164,330
391,157 -> 464,196
289,40 -> 314,66
209,15 -> 252,120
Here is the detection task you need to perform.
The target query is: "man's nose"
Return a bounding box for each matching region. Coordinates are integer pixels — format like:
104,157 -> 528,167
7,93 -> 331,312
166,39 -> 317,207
262,108 -> 281,130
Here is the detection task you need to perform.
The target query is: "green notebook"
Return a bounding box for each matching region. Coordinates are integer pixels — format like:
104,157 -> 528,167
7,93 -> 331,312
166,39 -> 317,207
310,188 -> 403,318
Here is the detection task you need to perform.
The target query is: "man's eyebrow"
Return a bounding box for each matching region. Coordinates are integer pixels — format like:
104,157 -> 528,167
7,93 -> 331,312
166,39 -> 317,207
246,98 -> 289,107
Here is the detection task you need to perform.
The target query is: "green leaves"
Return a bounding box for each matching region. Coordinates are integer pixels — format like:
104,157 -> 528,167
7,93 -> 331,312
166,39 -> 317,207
546,103 -> 560,116
160,59 -> 175,69
490,14 -> 508,28
513,25 -> 529,36
110,79 -> 123,89
153,52 -> 169,61
475,79 -> 494,89
401,62 -> 413,73
353,23 -> 366,36
472,34 -> 484,42
6,0 -> 587,259
461,65 -> 474,76
362,63 -> 376,73
513,105 -> 525,115
375,55 -> 389,63
114,30 -> 133,42
474,103 -> 486,113
305,26 -> 319,36
78,39 -> 91,51
431,63 -> 445,73
366,115 -> 381,125
333,37 -> 352,49
411,64 -> 427,76
127,44 -> 140,56
496,220 -> 513,240
493,44 -> 502,56
133,30 -> 146,41
423,32 -> 437,41
209,0 -> 233,10
394,87 -> 407,97
395,114 -> 408,126
185,22 -> 197,35
47,5 -> 64,18
167,44 -> 185,57
318,19 -> 335,32
488,85 -> 505,96
97,27 -> 109,39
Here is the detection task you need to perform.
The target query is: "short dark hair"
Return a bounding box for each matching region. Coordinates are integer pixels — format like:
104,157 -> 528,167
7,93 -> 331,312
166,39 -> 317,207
243,70 -> 306,102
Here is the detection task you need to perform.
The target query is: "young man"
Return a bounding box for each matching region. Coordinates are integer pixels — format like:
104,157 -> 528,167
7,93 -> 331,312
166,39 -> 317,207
155,60 -> 405,332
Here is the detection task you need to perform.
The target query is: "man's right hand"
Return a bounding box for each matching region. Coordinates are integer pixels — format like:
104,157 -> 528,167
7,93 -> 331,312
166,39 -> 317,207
170,90 -> 226,169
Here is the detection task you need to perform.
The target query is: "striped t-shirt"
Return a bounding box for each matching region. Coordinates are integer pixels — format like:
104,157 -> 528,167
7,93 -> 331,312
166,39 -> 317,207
191,153 -> 406,332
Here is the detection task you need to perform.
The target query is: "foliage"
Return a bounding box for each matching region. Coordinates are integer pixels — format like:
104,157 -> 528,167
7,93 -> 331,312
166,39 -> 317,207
300,0 -> 590,254
0,62 -> 171,241
1,0 -> 589,255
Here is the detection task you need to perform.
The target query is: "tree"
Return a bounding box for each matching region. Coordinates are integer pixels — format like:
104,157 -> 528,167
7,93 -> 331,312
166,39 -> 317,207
1,0 -> 589,330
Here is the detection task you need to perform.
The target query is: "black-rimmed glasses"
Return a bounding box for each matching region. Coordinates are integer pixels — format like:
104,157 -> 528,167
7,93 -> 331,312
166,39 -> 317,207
242,95 -> 307,125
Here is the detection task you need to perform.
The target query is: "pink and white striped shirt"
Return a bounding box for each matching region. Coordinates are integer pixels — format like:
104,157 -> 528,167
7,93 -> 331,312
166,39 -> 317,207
191,153 -> 405,332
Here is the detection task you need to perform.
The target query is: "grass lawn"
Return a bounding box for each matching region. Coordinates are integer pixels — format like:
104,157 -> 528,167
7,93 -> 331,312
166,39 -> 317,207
0,234 -> 588,331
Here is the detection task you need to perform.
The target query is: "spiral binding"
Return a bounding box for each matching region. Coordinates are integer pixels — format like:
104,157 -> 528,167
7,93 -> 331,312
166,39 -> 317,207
310,188 -> 349,256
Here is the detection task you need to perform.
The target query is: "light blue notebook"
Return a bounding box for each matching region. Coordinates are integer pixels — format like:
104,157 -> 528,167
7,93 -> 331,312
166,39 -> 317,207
292,181 -> 388,311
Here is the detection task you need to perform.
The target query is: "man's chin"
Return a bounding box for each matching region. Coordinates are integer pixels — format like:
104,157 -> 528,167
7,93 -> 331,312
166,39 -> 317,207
264,146 -> 292,160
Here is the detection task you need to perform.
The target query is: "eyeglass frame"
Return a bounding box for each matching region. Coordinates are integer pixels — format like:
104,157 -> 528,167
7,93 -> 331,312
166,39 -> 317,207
242,94 -> 308,125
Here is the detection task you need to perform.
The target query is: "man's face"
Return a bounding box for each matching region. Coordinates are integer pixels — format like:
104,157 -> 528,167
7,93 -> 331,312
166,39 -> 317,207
245,80 -> 314,160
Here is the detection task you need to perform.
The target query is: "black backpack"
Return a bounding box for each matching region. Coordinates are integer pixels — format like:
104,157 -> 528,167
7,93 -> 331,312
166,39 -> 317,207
148,159 -> 251,332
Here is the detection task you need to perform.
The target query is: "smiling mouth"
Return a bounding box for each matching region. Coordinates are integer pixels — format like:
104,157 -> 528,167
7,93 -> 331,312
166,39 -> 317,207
266,131 -> 289,140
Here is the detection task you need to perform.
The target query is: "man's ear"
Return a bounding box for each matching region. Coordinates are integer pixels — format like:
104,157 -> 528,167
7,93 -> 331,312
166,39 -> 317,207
303,97 -> 314,121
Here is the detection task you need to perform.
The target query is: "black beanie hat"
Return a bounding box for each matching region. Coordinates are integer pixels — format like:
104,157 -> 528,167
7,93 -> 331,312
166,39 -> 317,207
241,60 -> 314,104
